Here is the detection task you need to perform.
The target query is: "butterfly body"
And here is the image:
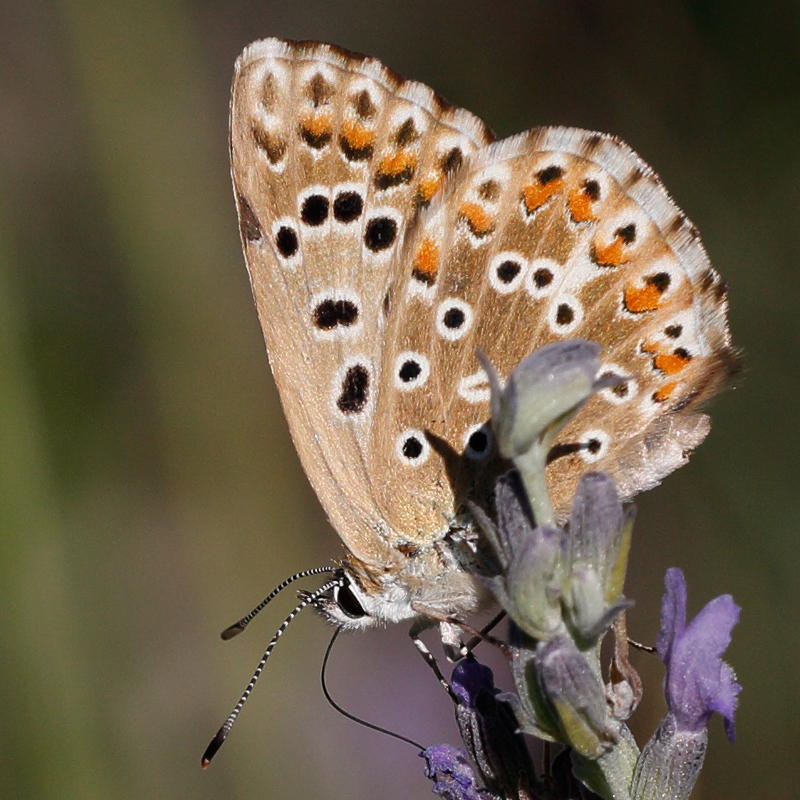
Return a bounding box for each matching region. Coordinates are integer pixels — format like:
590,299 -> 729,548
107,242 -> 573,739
229,38 -> 735,630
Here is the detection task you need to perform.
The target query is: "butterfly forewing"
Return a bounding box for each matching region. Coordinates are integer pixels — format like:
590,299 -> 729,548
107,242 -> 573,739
229,39 -> 494,564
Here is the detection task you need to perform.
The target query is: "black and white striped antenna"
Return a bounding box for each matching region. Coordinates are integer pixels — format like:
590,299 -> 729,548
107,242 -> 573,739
201,569 -> 342,767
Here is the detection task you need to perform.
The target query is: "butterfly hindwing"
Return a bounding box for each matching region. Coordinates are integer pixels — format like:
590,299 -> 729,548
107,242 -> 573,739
374,127 -> 736,526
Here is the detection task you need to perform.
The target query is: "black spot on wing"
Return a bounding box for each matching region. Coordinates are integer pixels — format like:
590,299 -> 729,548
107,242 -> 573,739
665,324 -> 683,338
401,435 -> 423,460
252,125 -> 287,164
443,307 -> 465,329
308,73 -> 333,107
537,165 -> 564,184
496,260 -> 521,284
394,118 -> 419,146
333,191 -> 363,223
301,195 -> 329,226
275,226 -> 298,258
533,267 -> 553,287
556,304 -> 574,325
300,125 -> 331,149
339,136 -> 373,161
313,300 -> 358,330
647,272 -> 671,293
478,179 -> 500,201
441,147 -> 463,176
365,217 -> 397,251
353,90 -> 376,119
374,164 -> 415,190
337,365 -> 369,414
583,179 -> 600,200
615,223 -> 637,244
398,359 -> 421,383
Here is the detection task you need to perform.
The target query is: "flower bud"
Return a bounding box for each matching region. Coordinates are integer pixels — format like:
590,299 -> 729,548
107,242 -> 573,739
562,472 -> 635,645
477,473 -> 566,640
533,635 -> 620,759
451,656 -> 538,799
505,525 -> 565,639
479,340 -> 618,526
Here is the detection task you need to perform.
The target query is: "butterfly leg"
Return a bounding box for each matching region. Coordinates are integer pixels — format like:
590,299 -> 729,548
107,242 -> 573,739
460,610 -> 508,656
408,620 -> 458,701
412,602 -> 508,659
411,601 -> 468,660
439,620 -> 466,662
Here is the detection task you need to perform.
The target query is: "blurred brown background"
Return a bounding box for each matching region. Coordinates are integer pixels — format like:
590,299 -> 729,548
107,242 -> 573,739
0,1 -> 795,798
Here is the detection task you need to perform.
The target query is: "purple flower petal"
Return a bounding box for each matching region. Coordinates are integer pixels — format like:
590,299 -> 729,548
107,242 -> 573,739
657,567 -> 687,664
451,655 -> 496,708
709,661 -> 742,743
422,745 -> 495,800
658,569 -> 741,741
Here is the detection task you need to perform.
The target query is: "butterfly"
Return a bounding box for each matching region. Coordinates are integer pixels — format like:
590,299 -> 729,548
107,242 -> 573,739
227,37 -> 735,647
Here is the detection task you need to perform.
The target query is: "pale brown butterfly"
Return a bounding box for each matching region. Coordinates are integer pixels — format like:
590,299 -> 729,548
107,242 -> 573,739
204,37 -> 736,763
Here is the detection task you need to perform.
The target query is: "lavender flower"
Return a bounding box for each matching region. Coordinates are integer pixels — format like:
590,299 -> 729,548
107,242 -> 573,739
423,346 -> 740,800
475,468 -> 634,652
533,634 -> 621,759
631,569 -> 741,800
422,744 -> 498,800
450,656 -> 537,798
659,568 -> 741,740
475,345 -> 631,648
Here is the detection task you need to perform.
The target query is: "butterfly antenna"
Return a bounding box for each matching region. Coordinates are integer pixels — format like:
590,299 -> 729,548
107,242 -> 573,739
202,576 -> 341,767
220,567 -> 338,640
320,628 -> 425,751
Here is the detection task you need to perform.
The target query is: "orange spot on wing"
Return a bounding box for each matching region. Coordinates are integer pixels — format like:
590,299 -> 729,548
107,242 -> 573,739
568,188 -> 598,222
301,111 -> 333,137
341,119 -> 375,150
624,284 -> 662,313
458,202 -> 494,237
378,150 -> 417,176
654,352 -> 692,376
413,238 -> 439,281
411,239 -> 439,286
521,179 -> 564,213
417,176 -> 442,204
595,238 -> 631,267
653,382 -> 678,403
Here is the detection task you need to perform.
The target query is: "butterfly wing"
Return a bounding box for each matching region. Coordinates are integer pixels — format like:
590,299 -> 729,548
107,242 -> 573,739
373,127 -> 737,531
232,38 -> 735,569
229,39 -> 493,566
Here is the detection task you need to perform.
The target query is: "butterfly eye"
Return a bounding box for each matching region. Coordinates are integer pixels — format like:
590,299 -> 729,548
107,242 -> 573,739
334,581 -> 367,619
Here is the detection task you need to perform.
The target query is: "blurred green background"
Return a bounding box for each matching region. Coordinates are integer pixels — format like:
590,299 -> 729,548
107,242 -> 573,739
0,1 -> 796,798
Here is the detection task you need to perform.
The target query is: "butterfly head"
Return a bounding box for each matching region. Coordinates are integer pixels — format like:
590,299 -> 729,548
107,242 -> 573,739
304,568 -> 371,630
306,558 -> 423,630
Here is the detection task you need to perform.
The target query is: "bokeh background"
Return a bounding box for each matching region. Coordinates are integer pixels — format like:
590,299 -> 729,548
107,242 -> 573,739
1,1 -> 796,798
